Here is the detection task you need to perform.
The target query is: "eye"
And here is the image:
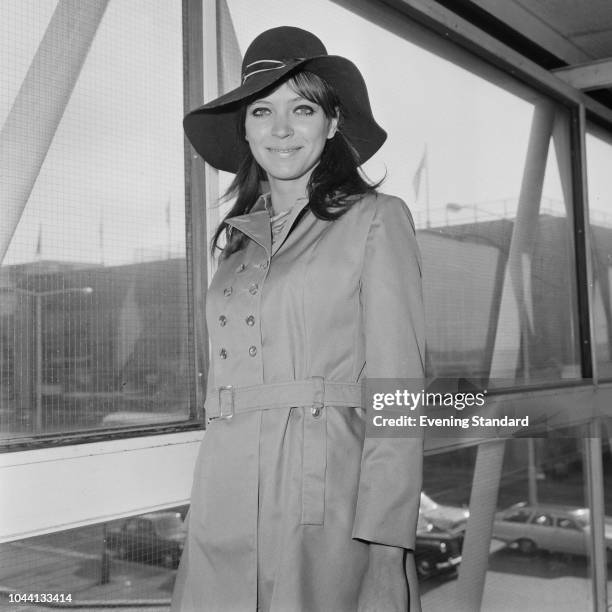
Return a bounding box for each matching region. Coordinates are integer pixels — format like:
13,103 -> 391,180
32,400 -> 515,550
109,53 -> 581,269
294,104 -> 316,116
249,106 -> 270,117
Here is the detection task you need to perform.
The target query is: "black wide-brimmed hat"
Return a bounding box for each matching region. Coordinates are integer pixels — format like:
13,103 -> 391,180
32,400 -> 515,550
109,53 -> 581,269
183,26 -> 387,173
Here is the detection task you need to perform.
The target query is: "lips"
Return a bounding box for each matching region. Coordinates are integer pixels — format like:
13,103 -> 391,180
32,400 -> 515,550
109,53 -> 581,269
267,146 -> 302,156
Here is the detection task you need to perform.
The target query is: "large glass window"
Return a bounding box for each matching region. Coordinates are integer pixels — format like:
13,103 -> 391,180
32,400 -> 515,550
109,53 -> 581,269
0,0 -> 193,441
586,126 -> 612,609
586,127 -> 612,381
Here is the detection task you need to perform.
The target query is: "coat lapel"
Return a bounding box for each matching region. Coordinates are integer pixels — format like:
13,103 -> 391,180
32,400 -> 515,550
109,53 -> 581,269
225,195 -> 312,258
226,209 -> 272,257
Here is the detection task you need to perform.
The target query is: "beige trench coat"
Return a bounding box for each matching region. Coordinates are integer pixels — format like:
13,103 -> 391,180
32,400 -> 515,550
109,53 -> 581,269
171,192 -> 426,612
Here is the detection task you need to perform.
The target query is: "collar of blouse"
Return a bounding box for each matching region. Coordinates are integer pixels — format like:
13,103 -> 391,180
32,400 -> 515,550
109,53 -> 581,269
225,193 -> 310,256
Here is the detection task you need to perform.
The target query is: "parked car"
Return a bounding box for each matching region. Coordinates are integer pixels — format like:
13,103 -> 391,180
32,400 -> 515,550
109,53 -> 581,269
492,502 -> 612,559
420,491 -> 469,530
414,515 -> 464,579
106,511 -> 186,568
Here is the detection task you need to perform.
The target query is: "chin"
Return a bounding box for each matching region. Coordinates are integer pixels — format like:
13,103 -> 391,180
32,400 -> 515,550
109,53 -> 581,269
265,165 -> 309,181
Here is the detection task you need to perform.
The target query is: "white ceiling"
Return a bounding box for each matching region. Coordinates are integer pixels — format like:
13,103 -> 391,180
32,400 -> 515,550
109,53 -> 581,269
474,0 -> 612,65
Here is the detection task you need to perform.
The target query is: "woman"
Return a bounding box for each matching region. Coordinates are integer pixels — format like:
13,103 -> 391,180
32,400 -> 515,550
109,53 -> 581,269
172,26 -> 425,612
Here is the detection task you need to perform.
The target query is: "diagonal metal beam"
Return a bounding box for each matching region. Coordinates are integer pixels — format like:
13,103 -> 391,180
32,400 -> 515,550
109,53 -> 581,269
0,0 -> 109,264
456,101 -> 556,611
455,439 -> 505,612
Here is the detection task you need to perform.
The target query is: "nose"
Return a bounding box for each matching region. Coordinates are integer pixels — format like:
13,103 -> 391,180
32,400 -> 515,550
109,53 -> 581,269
271,112 -> 293,138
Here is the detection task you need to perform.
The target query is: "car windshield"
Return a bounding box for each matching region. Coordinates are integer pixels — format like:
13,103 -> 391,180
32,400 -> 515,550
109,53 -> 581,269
153,516 -> 186,537
417,515 -> 433,532
420,493 -> 438,512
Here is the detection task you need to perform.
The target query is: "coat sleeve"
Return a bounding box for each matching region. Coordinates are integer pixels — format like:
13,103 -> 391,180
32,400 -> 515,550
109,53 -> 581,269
352,194 -> 426,551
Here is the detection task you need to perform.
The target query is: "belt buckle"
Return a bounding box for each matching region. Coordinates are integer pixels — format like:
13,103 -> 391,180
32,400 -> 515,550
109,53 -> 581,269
217,385 -> 234,420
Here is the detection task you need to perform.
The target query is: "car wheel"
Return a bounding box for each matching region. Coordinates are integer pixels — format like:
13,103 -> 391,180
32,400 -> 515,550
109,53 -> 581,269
517,538 -> 537,555
416,558 -> 433,579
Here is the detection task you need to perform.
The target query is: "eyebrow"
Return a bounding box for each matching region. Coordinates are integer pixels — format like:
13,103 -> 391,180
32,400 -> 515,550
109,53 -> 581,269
249,96 -> 311,105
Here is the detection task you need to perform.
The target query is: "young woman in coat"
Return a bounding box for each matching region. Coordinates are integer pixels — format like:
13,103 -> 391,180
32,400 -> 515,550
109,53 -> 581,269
171,26 -> 426,612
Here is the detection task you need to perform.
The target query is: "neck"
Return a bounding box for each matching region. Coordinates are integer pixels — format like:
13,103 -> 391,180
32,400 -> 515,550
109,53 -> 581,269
267,176 -> 309,214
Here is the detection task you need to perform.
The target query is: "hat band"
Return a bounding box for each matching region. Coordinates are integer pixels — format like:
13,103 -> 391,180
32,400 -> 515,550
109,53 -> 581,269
242,58 -> 305,84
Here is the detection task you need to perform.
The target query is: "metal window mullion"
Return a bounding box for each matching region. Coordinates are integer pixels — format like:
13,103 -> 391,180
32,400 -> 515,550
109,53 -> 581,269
184,0 -> 207,421
585,424 -> 608,611
203,0 -> 221,282
571,105 -> 597,382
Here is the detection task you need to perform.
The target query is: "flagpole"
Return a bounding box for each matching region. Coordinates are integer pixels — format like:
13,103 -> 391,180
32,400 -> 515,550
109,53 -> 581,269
425,144 -> 431,229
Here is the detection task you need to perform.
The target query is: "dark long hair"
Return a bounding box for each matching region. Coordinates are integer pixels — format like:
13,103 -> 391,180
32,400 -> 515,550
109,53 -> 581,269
211,70 -> 382,257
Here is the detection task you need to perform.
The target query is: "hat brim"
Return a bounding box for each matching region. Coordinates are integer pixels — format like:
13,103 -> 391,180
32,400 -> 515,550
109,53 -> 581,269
183,55 -> 386,173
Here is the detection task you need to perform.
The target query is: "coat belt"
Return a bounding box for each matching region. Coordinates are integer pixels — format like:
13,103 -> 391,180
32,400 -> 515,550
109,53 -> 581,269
205,377 -> 363,420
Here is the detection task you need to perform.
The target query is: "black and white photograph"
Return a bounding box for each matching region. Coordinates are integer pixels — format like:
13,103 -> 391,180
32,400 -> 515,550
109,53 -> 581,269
1,1 -> 612,611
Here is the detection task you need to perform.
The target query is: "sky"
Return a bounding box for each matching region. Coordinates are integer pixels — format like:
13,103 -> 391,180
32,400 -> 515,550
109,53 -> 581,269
1,0 -> 611,266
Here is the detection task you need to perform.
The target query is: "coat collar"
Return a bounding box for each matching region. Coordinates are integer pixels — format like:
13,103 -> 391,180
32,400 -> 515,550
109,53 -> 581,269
225,194 -> 310,257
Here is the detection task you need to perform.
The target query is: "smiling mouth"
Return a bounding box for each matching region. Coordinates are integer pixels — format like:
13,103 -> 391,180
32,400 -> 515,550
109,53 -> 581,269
267,147 -> 302,155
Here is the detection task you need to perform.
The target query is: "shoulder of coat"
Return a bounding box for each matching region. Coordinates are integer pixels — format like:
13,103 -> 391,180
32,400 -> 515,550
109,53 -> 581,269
339,191 -> 414,230
371,192 -> 416,230
351,191 -> 407,209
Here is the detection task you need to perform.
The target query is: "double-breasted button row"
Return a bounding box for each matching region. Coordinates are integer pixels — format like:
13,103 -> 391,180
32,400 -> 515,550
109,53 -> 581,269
219,314 -> 255,326
223,283 -> 260,297
213,249 -> 268,369
219,346 -> 260,358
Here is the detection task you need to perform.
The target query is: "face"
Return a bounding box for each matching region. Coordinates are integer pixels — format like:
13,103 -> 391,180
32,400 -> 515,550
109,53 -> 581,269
244,81 -> 338,191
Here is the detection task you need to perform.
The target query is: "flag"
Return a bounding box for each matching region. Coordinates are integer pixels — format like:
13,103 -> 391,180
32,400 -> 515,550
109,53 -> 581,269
412,147 -> 427,200
35,224 -> 42,258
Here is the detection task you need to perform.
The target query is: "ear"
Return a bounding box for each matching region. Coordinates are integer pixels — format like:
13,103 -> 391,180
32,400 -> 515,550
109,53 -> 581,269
327,114 -> 339,140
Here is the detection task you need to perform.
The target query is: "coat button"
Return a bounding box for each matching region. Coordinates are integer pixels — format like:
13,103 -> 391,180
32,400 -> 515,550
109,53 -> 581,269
219,348 -> 228,359
245,315 -> 255,326
223,287 -> 233,297
219,315 -> 227,327
249,283 -> 259,295
311,406 -> 322,418
248,346 -> 257,357
237,263 -> 246,273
